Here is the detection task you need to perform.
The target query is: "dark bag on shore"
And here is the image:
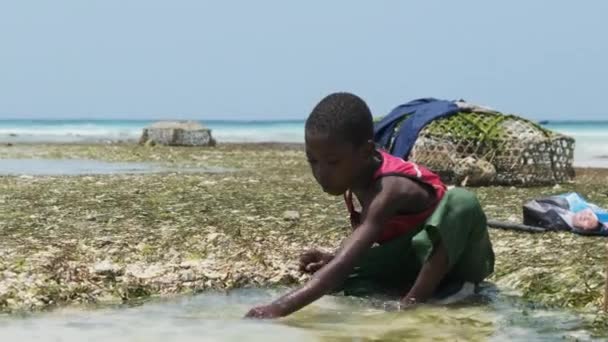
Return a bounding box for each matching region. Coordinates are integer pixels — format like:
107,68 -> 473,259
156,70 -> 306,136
523,193 -> 608,236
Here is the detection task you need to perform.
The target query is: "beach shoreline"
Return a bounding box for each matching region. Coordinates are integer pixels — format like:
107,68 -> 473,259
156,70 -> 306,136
0,142 -> 607,320
2,140 -> 607,169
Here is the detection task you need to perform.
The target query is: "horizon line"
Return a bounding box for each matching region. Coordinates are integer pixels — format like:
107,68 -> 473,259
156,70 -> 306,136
1,117 -> 607,124
0,117 -> 308,122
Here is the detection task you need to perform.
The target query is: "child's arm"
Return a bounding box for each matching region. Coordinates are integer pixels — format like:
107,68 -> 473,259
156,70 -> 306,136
245,177 -> 431,318
401,239 -> 449,305
245,221 -> 381,318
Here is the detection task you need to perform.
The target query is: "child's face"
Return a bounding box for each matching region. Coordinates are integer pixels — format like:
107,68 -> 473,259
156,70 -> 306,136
305,131 -> 372,195
572,209 -> 600,231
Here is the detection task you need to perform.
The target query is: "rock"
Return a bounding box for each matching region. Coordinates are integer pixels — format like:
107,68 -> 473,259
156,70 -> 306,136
179,260 -> 197,269
3,270 -> 17,279
202,270 -> 226,280
125,263 -> 165,279
165,248 -> 182,265
139,121 -> 216,147
206,232 -> 221,243
92,260 -> 123,276
453,157 -> 496,186
107,247 -> 121,255
282,210 -> 300,221
507,214 -> 519,223
553,183 -> 562,190
95,236 -> 113,247
180,270 -> 196,282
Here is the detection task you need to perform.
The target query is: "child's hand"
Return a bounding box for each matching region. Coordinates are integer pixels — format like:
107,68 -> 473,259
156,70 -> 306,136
244,304 -> 284,319
298,249 -> 333,274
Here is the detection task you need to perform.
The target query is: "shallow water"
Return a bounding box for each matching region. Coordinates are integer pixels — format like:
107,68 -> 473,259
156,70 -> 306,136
0,288 -> 602,341
0,158 -> 234,176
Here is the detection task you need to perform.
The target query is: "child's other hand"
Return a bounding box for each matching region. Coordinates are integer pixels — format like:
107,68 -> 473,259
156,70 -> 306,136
298,249 -> 333,274
244,304 -> 283,319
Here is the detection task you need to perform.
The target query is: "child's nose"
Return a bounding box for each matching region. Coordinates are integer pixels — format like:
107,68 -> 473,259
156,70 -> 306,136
319,167 -> 333,181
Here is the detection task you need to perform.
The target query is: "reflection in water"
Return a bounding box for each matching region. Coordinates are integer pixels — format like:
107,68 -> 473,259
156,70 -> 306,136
0,287 -> 601,341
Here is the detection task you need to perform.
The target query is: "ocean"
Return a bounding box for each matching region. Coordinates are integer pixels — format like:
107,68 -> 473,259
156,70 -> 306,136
0,119 -> 606,167
0,119 -> 305,144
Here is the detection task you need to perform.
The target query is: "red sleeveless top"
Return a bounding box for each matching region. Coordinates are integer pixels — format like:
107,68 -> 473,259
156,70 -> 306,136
344,150 -> 447,244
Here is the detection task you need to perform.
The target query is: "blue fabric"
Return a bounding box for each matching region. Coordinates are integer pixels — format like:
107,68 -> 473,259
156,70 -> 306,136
374,98 -> 460,159
558,193 -> 608,236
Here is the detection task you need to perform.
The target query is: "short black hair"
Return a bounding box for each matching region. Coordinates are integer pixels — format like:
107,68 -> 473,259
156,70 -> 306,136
305,92 -> 374,147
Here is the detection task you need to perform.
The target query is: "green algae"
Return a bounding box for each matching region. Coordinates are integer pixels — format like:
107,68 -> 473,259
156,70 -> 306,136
0,142 -> 606,318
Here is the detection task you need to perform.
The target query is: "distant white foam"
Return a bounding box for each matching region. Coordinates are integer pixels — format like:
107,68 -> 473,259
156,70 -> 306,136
0,122 -> 142,142
211,127 -> 304,143
0,120 -> 305,143
548,124 -> 608,167
553,130 -> 607,138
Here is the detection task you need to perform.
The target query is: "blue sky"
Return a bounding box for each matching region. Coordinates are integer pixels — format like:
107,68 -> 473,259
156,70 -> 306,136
0,1 -> 606,120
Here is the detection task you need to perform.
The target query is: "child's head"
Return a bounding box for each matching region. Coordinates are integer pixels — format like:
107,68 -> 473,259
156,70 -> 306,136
572,208 -> 602,231
305,92 -> 375,195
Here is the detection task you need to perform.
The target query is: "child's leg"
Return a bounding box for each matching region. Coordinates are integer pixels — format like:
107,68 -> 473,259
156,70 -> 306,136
334,227 -> 424,298
412,188 -> 495,284
336,188 -> 495,299
403,239 -> 450,302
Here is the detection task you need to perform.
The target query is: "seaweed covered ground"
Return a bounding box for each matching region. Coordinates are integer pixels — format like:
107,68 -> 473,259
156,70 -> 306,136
1,143 -> 607,320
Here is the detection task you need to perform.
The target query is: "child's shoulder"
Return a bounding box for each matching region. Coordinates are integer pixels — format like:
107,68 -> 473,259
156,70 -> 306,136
370,174 -> 436,211
374,150 -> 445,191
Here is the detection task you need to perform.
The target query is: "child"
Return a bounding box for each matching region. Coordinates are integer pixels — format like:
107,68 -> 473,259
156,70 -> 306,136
245,93 -> 495,319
